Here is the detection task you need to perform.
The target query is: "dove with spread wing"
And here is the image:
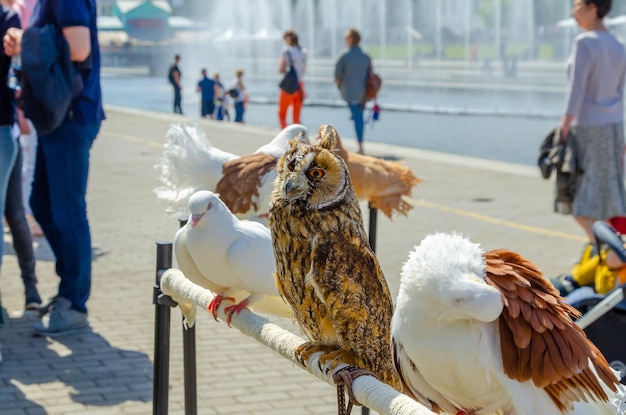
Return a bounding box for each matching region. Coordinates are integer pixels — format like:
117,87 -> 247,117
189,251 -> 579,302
391,232 -> 625,415
317,125 -> 420,219
173,190 -> 290,327
155,123 -> 308,221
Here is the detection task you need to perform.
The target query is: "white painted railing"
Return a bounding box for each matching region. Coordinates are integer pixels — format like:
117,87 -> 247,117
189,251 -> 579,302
160,268 -> 436,415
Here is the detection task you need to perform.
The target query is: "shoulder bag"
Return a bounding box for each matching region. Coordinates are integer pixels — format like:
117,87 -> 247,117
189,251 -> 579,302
279,51 -> 299,94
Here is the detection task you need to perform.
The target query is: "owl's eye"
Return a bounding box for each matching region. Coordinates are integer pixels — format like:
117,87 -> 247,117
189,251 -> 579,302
307,168 -> 325,179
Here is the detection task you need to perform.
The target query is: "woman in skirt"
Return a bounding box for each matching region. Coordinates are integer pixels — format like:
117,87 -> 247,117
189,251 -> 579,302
561,0 -> 626,271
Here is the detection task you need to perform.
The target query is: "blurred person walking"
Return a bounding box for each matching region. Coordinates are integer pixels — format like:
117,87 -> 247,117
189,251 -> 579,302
277,29 -> 306,128
168,54 -> 182,114
196,68 -> 217,119
213,72 -> 229,121
230,68 -> 246,123
335,28 -> 372,155
4,0 -> 105,335
559,0 -> 626,270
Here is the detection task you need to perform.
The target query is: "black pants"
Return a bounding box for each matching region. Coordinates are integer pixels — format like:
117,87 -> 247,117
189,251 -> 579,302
4,143 -> 39,298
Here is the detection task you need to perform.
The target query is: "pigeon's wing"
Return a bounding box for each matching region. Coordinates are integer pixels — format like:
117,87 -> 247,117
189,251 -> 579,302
215,153 -> 277,217
226,220 -> 279,297
484,249 -> 620,411
174,223 -> 226,293
391,338 -> 456,414
255,124 -> 308,159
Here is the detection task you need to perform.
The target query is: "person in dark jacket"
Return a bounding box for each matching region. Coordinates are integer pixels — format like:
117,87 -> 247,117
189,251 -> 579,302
168,54 -> 182,114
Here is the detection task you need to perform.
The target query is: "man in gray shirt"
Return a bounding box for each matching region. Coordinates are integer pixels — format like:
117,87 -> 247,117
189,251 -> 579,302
335,28 -> 371,154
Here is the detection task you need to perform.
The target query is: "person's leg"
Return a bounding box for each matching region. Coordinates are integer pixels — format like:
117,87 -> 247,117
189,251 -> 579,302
32,121 -> 100,314
349,103 -> 365,153
215,100 -> 224,120
174,86 -> 182,113
19,122 -> 37,215
0,126 -> 17,270
4,145 -> 41,308
575,216 -> 596,243
234,101 -> 244,123
292,89 -> 303,125
278,90 -> 290,128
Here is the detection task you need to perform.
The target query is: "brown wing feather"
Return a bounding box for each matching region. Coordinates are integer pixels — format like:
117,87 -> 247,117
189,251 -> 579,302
329,127 -> 421,219
215,153 -> 276,214
484,249 -> 619,411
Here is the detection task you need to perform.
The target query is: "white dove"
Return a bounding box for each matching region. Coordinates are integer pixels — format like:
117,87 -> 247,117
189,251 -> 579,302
173,190 -> 290,327
155,123 -> 308,221
391,232 -> 625,415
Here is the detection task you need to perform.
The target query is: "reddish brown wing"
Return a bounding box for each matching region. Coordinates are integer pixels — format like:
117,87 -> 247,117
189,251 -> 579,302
215,153 -> 276,214
484,249 -> 619,411
318,125 -> 420,219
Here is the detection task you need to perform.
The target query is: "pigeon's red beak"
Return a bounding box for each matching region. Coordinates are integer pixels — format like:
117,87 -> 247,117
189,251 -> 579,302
191,214 -> 202,227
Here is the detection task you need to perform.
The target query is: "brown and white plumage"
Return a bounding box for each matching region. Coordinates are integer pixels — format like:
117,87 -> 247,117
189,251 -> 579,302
268,125 -> 402,391
155,123 -> 308,221
321,125 -> 421,219
391,232 -> 623,415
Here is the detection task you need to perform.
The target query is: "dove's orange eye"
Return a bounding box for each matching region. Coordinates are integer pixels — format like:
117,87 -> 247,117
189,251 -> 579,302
308,168 -> 324,179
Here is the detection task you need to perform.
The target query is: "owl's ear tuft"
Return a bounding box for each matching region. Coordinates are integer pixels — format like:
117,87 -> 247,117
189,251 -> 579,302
288,132 -> 309,150
318,125 -> 338,150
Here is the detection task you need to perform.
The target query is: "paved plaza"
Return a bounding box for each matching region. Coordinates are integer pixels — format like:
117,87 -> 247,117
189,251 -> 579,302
0,107 -> 587,414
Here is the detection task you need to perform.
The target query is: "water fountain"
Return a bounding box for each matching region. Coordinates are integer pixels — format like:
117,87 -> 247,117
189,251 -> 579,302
128,0 -> 580,116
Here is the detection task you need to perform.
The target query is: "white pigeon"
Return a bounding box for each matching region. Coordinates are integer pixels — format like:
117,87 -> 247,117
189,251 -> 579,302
391,232 -> 625,415
154,123 -> 308,221
173,190 -> 291,327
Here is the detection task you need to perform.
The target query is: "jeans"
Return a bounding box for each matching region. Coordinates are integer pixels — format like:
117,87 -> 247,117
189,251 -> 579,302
348,102 -> 365,143
173,86 -> 182,114
19,121 -> 37,215
5,143 -> 38,294
234,101 -> 244,123
31,120 -> 100,313
0,125 -> 17,270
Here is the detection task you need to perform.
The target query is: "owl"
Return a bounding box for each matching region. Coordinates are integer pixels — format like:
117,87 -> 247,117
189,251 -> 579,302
268,124 -> 402,391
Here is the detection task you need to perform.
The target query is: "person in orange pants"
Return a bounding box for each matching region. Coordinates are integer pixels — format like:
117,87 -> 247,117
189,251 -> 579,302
278,81 -> 305,128
278,30 -> 307,128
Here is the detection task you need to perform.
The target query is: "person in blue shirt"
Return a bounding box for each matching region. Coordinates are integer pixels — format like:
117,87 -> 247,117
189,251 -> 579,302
196,68 -> 217,119
4,0 -> 105,336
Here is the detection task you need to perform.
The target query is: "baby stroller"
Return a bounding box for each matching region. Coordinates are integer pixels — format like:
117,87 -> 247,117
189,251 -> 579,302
569,222 -> 626,384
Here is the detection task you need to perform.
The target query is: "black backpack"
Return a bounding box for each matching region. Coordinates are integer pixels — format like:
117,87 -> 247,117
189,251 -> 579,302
20,23 -> 83,135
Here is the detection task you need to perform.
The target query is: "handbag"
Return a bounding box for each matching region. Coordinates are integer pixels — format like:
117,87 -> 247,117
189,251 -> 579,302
279,51 -> 299,94
363,72 -> 382,102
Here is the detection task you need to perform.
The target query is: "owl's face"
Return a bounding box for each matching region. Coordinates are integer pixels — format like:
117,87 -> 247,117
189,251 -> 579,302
274,129 -> 350,209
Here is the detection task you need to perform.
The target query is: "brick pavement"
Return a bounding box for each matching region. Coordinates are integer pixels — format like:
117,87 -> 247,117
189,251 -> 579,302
0,107 -> 587,414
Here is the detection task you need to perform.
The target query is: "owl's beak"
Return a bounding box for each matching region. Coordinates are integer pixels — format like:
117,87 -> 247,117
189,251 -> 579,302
284,180 -> 292,195
284,177 -> 305,198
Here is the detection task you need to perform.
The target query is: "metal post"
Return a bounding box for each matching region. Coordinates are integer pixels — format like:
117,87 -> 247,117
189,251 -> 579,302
153,242 -> 173,415
178,217 -> 198,415
368,202 -> 378,253
363,203 -> 378,415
